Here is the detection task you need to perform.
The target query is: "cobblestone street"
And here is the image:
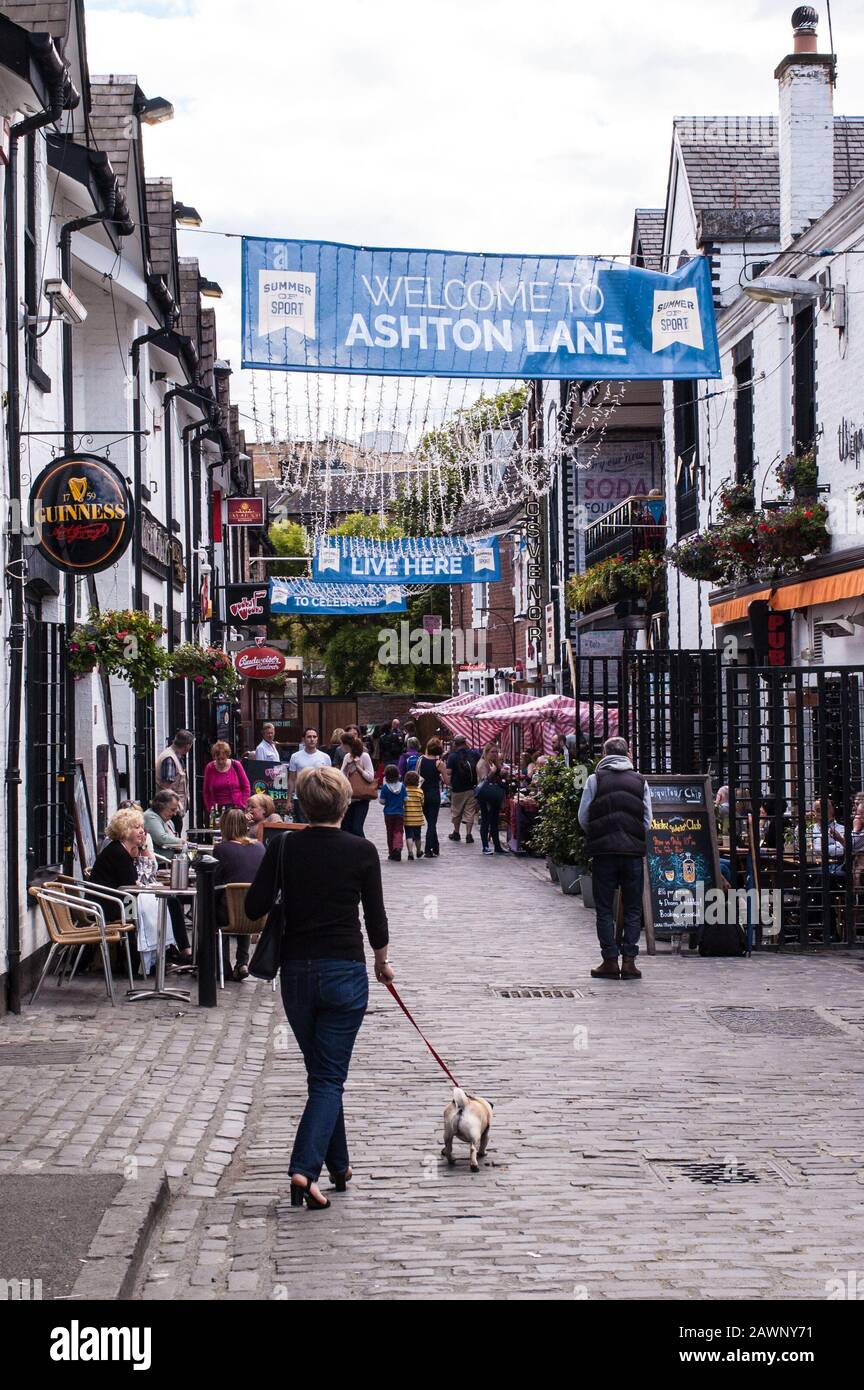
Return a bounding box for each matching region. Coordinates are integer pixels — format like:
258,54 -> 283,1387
2,804 -> 864,1301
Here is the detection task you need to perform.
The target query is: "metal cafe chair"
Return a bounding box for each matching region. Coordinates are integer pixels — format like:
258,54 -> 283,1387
46,875 -> 139,975
215,883 -> 269,989
30,886 -> 134,1006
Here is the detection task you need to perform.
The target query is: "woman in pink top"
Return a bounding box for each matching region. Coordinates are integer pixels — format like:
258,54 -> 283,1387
203,741 -> 251,815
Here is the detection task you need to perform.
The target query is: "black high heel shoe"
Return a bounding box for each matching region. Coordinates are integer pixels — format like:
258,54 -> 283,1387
329,1167 -> 353,1193
289,1178 -> 330,1210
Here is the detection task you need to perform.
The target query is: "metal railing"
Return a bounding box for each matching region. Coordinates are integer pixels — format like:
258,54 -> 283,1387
584,496 -> 667,566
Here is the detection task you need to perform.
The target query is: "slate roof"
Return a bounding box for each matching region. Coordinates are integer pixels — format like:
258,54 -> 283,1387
89,77 -> 138,197
0,1 -> 71,41
178,256 -> 202,347
676,115 -> 864,217
631,209 -> 665,269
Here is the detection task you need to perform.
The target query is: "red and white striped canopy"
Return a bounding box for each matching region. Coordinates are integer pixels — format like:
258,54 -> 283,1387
432,691 -> 535,743
474,695 -> 619,753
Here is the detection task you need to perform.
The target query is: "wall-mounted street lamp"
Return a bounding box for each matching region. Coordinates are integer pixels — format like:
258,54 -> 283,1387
173,201 -> 202,227
742,275 -> 822,304
136,95 -> 174,125
199,278 -> 223,299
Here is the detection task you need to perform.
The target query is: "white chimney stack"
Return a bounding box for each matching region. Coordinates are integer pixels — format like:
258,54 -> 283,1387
776,6 -> 835,247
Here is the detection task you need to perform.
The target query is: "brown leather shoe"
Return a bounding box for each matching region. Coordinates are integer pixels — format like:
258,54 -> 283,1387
620,957 -> 642,980
590,959 -> 621,980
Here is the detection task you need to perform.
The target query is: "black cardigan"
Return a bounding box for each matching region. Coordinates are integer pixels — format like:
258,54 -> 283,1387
245,827 -> 388,963
89,839 -> 137,922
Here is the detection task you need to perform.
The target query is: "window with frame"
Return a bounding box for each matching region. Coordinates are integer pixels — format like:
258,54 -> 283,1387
734,354 -> 754,485
793,303 -> 816,453
471,583 -> 489,628
673,378 -> 700,538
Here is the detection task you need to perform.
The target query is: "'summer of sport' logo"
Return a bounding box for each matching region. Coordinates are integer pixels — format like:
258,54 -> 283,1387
651,289 -> 704,354
258,270 -> 316,339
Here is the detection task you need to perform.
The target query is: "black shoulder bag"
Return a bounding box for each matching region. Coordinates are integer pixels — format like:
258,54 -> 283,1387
248,832 -> 290,981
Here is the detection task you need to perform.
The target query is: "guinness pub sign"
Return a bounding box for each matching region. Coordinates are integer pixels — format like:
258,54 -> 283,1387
30,453 -> 134,574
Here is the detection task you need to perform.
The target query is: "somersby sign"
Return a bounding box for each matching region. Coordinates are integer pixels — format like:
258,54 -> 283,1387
242,237 -> 720,380
29,453 -> 134,574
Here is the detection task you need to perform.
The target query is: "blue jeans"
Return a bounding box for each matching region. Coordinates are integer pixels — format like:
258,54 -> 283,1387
341,800 -> 370,837
280,959 -> 369,1183
593,854 -> 644,960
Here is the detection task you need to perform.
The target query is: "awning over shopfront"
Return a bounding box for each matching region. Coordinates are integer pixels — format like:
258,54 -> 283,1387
709,566 -> 864,625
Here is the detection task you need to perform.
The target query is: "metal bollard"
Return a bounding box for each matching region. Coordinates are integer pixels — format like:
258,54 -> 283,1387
196,854 -> 219,1007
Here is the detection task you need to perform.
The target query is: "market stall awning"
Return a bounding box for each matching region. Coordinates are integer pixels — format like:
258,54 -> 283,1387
710,566 -> 864,625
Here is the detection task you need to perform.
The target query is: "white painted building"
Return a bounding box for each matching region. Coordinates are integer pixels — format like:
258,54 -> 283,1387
659,7 -> 864,662
0,1 -> 252,1009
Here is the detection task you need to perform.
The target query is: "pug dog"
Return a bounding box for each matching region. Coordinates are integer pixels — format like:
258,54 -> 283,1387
442,1087 -> 493,1172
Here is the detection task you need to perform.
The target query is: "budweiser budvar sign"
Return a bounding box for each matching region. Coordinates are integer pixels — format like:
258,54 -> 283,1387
234,646 -> 287,679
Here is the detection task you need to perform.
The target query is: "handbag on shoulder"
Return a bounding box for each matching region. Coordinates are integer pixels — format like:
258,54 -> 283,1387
248,833 -> 290,981
347,764 -> 378,800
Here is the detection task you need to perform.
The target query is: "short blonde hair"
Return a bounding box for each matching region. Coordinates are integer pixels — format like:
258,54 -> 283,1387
220,808 -> 250,842
248,793 -> 276,818
107,807 -> 144,841
330,727 -> 346,746
297,765 -> 351,824
211,740 -> 232,760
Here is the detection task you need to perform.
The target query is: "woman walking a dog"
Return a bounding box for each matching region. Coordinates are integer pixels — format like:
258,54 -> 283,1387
246,765 -> 393,1210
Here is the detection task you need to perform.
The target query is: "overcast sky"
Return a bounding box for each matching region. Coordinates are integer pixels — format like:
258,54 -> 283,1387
84,0 -> 864,439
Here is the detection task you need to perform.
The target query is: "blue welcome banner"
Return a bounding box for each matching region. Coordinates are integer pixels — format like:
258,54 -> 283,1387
269,579 -> 408,615
242,237 -> 720,380
312,535 -> 501,585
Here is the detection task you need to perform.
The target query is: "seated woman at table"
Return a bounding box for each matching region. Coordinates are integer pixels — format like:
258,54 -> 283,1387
90,806 -> 166,975
203,741 -> 251,818
214,808 -> 266,982
143,791 -> 193,960
246,793 -> 284,842
759,797 -> 789,850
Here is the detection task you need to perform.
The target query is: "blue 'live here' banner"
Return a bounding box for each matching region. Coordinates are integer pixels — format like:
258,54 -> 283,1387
312,535 -> 501,585
241,237 -> 720,380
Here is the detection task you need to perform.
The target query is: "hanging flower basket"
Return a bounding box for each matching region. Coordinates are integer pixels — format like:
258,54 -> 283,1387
756,503 -> 830,569
67,609 -> 172,698
666,531 -> 729,583
717,478 -> 754,516
170,643 -> 242,700
776,450 -> 818,499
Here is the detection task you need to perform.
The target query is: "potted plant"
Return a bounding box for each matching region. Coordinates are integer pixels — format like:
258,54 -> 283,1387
755,502 -> 830,574
531,757 -> 592,896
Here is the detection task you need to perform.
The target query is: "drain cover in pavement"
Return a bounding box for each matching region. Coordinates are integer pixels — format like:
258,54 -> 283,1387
654,1160 -> 764,1187
491,986 -> 580,999
708,1007 -> 843,1037
0,1044 -> 92,1066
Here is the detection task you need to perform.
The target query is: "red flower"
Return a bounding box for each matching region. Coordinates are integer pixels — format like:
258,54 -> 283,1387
194,675 -> 204,685
87,642 -> 96,652
69,643 -> 79,653
116,630 -> 128,639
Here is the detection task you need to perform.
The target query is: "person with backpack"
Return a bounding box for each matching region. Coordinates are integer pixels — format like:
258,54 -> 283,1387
446,734 -> 479,844
417,739 -> 448,857
398,737 -> 422,780
577,736 -> 652,980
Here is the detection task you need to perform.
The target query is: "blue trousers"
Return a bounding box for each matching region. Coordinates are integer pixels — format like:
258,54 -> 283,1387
593,854 -> 644,960
280,959 -> 369,1183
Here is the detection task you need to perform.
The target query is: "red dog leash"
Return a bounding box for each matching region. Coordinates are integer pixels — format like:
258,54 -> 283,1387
384,981 -> 460,1088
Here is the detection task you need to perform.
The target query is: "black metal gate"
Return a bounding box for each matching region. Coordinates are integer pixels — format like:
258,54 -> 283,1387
573,653 -> 864,950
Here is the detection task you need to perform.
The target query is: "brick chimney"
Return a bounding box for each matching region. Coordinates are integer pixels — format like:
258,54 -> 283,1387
775,7 -> 835,247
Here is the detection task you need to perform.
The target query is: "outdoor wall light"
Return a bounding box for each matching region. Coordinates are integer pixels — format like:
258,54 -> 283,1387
199,278 -> 223,299
137,96 -> 175,125
173,202 -> 202,227
743,275 -> 822,304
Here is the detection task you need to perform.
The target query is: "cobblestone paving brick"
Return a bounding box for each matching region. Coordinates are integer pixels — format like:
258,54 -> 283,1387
131,806 -> 864,1301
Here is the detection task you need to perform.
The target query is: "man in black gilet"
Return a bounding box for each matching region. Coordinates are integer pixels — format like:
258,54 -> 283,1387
578,737 -> 652,980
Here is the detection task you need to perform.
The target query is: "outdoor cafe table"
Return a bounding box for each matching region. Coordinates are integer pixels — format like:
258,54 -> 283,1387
125,885 -> 197,1003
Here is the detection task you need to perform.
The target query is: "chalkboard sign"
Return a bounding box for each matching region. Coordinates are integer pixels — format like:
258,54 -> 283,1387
72,760 -> 98,875
643,775 -> 721,938
243,759 -> 290,809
